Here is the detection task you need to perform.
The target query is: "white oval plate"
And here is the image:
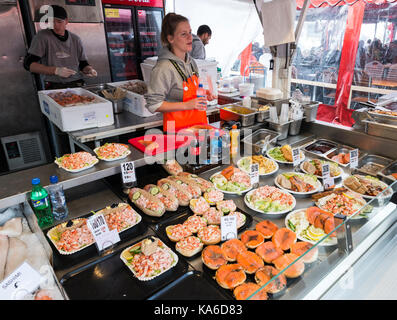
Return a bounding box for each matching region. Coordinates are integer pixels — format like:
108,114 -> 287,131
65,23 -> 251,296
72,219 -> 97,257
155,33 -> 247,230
315,195 -> 368,220
284,209 -> 337,246
266,147 -> 305,165
342,175 -> 392,200
209,171 -> 253,195
244,187 -> 296,215
54,157 -> 99,173
300,161 -> 342,179
274,172 -> 322,196
94,145 -> 131,162
237,156 -> 279,176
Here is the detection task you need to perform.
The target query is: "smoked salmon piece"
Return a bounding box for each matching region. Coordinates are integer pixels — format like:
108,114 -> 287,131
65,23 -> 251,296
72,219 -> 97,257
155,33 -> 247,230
255,241 -> 283,264
290,241 -> 318,263
201,245 -> 227,270
240,230 -> 265,249
255,220 -> 279,239
221,238 -> 247,262
272,228 -> 297,251
233,282 -> 268,300
273,253 -> 305,278
215,264 -> 246,290
236,250 -> 264,274
255,266 -> 287,294
306,207 -> 336,237
221,166 -> 235,180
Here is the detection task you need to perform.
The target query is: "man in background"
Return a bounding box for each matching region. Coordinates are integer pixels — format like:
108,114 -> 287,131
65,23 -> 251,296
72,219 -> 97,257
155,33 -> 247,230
190,25 -> 212,60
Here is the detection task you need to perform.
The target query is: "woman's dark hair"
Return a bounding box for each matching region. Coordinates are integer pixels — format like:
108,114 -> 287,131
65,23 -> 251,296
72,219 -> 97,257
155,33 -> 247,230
161,13 -> 189,48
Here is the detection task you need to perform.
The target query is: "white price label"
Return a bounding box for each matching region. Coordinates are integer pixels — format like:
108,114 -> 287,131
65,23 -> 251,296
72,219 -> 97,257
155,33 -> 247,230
250,163 -> 259,185
322,163 -> 331,179
349,149 -> 359,168
292,148 -> 301,166
87,214 -> 120,251
121,161 -> 136,184
0,262 -> 42,300
323,177 -> 335,190
221,215 -> 237,241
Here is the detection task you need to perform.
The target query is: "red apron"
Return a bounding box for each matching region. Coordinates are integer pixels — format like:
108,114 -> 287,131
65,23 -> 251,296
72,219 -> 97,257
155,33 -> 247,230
163,60 -> 208,132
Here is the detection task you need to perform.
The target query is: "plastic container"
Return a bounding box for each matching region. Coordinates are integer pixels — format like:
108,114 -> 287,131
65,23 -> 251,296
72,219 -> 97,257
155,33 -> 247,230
48,175 -> 69,221
230,124 -> 240,159
238,83 -> 254,97
30,178 -> 53,229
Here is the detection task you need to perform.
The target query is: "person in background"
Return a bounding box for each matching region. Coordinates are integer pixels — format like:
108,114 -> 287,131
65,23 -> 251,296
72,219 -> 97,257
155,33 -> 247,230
144,13 -> 215,132
23,5 -> 97,89
190,25 -> 212,60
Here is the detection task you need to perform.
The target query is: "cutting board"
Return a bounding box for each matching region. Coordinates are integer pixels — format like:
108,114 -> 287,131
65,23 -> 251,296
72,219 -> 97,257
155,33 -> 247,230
129,134 -> 193,156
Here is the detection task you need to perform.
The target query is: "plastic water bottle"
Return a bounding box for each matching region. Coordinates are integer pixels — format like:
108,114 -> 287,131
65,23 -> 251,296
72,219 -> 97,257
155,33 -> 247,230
30,178 -> 53,229
230,125 -> 240,161
210,131 -> 221,163
48,175 -> 68,221
196,83 -> 207,108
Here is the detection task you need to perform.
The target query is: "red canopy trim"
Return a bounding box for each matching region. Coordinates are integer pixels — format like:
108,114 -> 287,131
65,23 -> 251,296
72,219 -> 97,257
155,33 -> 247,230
296,0 -> 395,9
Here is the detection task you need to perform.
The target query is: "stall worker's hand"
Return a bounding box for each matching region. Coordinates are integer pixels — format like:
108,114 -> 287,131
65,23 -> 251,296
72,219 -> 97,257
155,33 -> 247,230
83,66 -> 98,77
186,97 -> 207,111
55,67 -> 76,78
206,90 -> 217,101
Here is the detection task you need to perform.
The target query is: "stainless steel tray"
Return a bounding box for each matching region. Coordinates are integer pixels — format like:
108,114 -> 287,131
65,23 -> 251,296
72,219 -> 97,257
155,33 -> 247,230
220,105 -> 258,127
367,110 -> 397,125
303,139 -> 338,157
379,160 -> 397,183
363,119 -> 397,140
242,128 -> 280,154
356,154 -> 393,177
325,145 -> 366,168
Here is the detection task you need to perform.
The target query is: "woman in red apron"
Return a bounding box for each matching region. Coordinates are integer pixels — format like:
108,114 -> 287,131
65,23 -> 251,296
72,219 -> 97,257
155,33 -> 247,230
145,13 -> 215,132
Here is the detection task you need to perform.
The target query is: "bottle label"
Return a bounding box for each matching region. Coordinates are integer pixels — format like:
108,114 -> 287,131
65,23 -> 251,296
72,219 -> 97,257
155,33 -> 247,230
32,197 -> 49,209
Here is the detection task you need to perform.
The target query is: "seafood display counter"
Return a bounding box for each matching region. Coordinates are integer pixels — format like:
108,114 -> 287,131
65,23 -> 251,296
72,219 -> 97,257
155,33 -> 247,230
1,120 -> 397,300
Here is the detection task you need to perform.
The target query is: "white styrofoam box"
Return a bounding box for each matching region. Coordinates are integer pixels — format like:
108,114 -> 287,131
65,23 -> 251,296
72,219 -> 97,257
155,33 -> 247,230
108,80 -> 156,118
38,88 -> 114,132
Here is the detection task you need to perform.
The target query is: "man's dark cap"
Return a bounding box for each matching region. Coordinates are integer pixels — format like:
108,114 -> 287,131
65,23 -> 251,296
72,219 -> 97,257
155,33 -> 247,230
51,5 -> 68,20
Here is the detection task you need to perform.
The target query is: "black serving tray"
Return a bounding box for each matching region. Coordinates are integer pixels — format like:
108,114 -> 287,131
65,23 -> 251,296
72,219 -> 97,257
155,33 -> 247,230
106,163 -> 203,225
154,206 -> 254,262
60,231 -> 189,300
147,270 -> 229,300
43,202 -> 148,271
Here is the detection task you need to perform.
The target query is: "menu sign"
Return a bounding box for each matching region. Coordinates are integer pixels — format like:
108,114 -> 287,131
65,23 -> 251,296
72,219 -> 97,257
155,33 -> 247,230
102,0 -> 164,7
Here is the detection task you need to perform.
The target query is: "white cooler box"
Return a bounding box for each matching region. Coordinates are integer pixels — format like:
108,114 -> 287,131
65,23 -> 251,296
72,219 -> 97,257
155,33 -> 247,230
38,88 -> 114,132
108,80 -> 155,117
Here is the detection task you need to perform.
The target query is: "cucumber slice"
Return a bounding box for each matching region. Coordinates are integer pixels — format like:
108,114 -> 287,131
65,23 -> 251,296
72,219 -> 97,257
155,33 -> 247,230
176,180 -> 182,184
150,187 -> 160,196
162,184 -> 169,190
132,191 -> 141,201
221,207 -> 230,214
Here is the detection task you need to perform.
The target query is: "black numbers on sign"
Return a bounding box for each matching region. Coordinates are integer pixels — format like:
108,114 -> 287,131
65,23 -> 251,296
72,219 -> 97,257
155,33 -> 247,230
91,215 -> 105,230
123,162 -> 134,171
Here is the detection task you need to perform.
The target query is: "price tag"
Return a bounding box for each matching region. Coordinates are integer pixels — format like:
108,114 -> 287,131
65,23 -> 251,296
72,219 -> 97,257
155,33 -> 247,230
87,214 -> 120,251
322,163 -> 331,179
323,177 -> 335,190
121,161 -> 136,184
292,148 -> 301,167
250,163 -> 260,185
349,149 -> 359,168
0,262 -> 42,300
221,215 -> 237,241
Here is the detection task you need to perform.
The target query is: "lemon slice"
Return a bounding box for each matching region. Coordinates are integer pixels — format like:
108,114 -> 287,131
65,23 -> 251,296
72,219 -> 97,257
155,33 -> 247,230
306,225 -> 326,241
122,250 -> 134,262
343,192 -> 354,200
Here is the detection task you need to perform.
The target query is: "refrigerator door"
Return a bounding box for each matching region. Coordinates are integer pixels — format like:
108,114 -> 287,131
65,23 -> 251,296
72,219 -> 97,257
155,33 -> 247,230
135,7 -> 163,61
104,7 -> 140,81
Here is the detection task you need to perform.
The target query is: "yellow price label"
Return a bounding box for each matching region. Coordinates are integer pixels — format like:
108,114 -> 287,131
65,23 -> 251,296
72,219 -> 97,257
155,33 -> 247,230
105,9 -> 120,18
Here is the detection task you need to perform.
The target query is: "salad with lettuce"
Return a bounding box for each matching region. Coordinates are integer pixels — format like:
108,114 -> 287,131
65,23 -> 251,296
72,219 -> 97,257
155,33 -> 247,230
245,185 -> 296,213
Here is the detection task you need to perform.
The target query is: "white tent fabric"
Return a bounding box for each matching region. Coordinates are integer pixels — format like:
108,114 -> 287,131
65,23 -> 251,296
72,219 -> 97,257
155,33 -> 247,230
166,0 -> 263,76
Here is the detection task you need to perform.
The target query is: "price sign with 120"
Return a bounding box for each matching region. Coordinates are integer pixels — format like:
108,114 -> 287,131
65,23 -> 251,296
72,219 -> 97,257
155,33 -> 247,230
121,161 -> 136,184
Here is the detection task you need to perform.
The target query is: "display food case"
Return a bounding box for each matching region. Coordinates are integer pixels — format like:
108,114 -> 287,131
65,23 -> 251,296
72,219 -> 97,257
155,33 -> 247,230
1,120 -> 397,300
